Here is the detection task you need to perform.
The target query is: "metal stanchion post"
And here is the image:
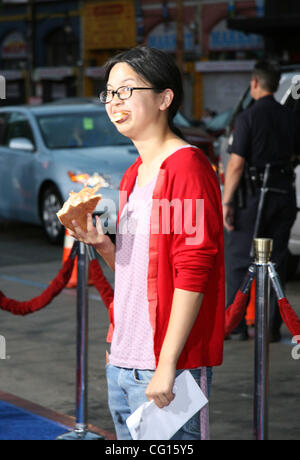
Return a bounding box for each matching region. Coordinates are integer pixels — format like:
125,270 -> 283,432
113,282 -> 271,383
268,262 -> 286,301
240,264 -> 256,295
57,243 -> 104,440
253,238 -> 273,441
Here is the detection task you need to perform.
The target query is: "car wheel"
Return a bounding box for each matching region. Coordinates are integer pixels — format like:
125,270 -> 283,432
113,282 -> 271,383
41,186 -> 64,244
286,250 -> 300,281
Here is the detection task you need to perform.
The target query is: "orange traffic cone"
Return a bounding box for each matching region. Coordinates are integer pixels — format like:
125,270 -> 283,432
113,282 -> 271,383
245,279 -> 256,327
62,230 -> 94,288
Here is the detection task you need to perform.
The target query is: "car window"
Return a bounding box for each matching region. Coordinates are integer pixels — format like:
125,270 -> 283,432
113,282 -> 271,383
275,74 -> 294,104
284,93 -> 296,110
229,72 -> 300,128
0,113 -> 8,145
206,110 -> 233,131
293,98 -> 300,115
36,111 -> 132,149
241,89 -> 254,111
284,92 -> 300,136
225,88 -> 254,133
174,112 -> 191,128
4,112 -> 35,148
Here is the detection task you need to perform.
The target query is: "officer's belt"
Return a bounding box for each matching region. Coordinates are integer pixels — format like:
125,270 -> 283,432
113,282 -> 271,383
236,163 -> 294,208
246,164 -> 294,191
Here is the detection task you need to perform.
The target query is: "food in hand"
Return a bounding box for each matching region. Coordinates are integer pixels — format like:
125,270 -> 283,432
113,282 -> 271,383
111,111 -> 129,122
57,185 -> 102,232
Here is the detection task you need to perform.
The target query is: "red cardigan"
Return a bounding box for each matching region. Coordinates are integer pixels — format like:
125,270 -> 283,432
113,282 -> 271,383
108,146 -> 225,369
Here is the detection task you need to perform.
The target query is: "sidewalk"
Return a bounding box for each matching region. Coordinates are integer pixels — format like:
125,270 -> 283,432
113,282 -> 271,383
211,276 -> 300,440
0,258 -> 299,440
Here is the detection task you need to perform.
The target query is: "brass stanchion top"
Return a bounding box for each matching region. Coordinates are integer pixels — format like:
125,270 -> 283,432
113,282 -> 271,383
253,238 -> 273,264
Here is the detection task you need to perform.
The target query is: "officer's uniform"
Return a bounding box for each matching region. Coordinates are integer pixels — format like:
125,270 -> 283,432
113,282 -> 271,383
227,95 -> 299,338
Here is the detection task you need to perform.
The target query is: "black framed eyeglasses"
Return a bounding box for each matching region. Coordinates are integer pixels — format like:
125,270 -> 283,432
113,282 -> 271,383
99,86 -> 160,104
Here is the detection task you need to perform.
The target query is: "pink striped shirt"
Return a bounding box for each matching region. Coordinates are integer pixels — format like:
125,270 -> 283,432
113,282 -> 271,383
109,172 -> 159,370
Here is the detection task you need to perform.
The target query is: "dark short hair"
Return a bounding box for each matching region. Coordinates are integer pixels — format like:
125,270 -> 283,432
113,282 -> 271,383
252,60 -> 281,93
104,46 -> 184,137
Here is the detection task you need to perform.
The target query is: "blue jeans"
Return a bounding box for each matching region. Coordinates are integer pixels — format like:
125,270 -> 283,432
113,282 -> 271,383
106,364 -> 213,440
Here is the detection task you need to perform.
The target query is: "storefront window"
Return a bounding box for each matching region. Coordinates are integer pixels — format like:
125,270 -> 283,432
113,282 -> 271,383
45,27 -> 78,67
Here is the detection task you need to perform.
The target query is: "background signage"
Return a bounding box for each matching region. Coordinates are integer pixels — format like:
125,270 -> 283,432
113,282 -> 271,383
83,0 -> 136,50
210,19 -> 264,51
147,22 -> 195,53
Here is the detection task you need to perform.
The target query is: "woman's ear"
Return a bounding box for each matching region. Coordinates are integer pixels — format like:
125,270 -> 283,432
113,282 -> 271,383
159,89 -> 174,111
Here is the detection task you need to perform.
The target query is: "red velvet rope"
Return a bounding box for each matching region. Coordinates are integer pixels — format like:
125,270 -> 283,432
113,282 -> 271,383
225,290 -> 249,338
0,256 -> 76,316
89,259 -> 114,343
89,259 -> 114,309
278,298 -> 300,343
89,259 -> 250,341
89,262 -> 300,344
3,254 -> 298,345
225,292 -> 300,342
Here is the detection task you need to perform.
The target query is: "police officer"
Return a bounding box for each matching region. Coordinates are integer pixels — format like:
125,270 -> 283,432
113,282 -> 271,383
223,60 -> 299,342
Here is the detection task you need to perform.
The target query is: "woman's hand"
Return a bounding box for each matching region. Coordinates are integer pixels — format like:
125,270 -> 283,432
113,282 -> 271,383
68,214 -> 115,271
145,289 -> 203,409
68,213 -> 107,247
69,214 -> 116,270
145,362 -> 176,409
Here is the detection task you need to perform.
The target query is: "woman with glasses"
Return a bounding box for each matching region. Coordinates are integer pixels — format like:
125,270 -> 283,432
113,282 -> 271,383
69,46 -> 225,440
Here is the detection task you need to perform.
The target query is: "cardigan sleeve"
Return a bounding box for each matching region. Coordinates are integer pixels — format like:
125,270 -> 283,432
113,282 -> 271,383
170,152 -> 223,293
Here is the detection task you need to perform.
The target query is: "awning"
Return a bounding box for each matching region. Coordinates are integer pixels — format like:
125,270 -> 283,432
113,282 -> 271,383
0,70 -> 25,80
85,67 -> 105,79
227,16 -> 300,36
33,67 -> 75,81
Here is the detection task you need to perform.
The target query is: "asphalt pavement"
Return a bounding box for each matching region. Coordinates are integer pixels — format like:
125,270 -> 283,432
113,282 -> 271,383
0,221 -> 299,440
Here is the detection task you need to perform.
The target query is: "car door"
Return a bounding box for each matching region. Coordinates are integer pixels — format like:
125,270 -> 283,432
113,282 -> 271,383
284,90 -> 300,253
0,112 -> 9,216
0,111 -> 37,220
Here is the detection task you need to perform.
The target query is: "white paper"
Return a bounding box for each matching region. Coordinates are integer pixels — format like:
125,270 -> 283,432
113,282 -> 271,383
126,370 -> 208,440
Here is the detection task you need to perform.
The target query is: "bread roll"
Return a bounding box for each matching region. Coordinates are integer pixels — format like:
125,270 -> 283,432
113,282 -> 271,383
57,185 -> 102,232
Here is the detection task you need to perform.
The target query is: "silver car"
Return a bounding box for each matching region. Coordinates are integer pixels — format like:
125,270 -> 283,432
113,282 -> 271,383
0,103 -> 138,243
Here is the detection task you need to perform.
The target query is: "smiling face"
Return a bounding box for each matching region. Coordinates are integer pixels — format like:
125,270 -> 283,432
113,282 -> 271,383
105,62 -> 173,141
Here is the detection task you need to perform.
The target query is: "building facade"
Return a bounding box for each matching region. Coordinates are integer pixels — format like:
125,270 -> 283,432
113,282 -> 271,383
0,1 -> 289,118
228,0 -> 300,63
0,0 -> 81,104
